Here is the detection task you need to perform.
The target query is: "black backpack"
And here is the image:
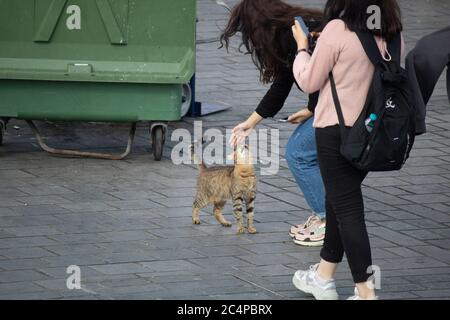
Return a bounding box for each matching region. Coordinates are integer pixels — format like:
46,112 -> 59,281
329,32 -> 416,172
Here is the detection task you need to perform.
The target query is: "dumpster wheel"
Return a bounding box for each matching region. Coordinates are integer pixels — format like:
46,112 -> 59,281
150,124 -> 166,161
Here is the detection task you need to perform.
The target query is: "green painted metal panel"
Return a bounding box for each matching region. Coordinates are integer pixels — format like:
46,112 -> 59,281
95,0 -> 127,45
0,80 -> 182,122
34,0 -> 69,42
0,0 -> 196,84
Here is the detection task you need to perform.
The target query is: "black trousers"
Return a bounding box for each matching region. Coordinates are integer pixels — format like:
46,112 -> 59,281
316,125 -> 372,284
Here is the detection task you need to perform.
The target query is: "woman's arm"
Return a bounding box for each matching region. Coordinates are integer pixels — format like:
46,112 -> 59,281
229,67 -> 293,146
255,66 -> 295,118
292,20 -> 341,94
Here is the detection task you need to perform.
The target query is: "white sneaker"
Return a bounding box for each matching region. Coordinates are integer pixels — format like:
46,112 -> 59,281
292,264 -> 339,300
347,287 -> 379,300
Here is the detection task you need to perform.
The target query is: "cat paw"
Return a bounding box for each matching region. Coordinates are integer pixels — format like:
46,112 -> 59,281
247,227 -> 257,234
192,218 -> 201,225
236,227 -> 245,234
221,221 -> 232,227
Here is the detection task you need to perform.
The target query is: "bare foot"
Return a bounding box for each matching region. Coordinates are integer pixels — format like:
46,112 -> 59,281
236,226 -> 245,234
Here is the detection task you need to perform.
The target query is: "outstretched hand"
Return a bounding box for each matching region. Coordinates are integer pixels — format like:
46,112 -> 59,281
288,108 -> 313,124
229,122 -> 254,147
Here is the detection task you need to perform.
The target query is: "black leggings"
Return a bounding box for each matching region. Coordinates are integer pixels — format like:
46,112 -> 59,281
316,125 -> 372,284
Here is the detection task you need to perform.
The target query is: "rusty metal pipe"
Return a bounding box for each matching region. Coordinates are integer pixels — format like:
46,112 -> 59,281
26,120 -> 137,160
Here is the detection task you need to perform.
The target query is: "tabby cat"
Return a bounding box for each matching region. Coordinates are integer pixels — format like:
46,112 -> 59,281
191,144 -> 257,234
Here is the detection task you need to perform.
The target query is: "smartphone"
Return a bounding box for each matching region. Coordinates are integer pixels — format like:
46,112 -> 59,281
295,16 -> 310,35
276,117 -> 289,123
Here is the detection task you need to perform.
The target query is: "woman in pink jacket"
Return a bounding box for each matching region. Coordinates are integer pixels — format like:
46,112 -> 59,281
291,0 -> 403,300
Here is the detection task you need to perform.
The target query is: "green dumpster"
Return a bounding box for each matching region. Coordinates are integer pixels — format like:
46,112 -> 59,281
0,0 -> 196,160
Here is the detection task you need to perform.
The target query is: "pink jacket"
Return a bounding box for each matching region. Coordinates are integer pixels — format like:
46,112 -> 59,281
293,19 -> 404,128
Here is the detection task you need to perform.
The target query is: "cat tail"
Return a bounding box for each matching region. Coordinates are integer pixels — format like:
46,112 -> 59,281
190,143 -> 207,171
197,162 -> 207,171
193,153 -> 207,171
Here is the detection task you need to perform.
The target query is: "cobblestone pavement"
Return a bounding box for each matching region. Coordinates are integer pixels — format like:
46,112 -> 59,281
0,0 -> 449,300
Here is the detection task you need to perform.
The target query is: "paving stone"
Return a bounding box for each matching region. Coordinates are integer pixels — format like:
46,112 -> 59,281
3,226 -> 63,237
140,260 -> 203,273
14,195 -> 73,206
42,254 -> 109,268
37,266 -> 104,279
237,253 -> 299,266
90,263 -> 151,275
0,236 -> 58,249
379,220 -> 419,231
408,246 -> 450,264
400,194 -> 450,204
401,229 -> 448,240
0,291 -> 64,300
99,231 -> 157,242
399,204 -> 450,223
0,282 -> 46,295
103,251 -> 158,264
0,208 -> 19,217
428,239 -> 450,250
237,265 -> 296,277
0,247 -> 55,259
379,291 -> 420,300
368,227 -> 426,246
150,248 -> 206,261
16,185 -> 75,196
385,247 -> 426,258
107,200 -> 164,210
191,246 -> 252,258
149,227 -> 210,239
59,202 -> 116,212
6,204 -> 70,216
415,289 -> 450,299
189,256 -> 253,268
44,243 -> 105,256
0,270 -> 49,283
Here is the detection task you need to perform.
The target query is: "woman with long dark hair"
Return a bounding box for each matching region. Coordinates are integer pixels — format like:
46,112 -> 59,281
291,0 -> 403,299
220,0 -> 327,247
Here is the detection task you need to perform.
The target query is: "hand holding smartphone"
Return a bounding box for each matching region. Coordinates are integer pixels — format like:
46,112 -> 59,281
295,16 -> 310,36
292,16 -> 311,51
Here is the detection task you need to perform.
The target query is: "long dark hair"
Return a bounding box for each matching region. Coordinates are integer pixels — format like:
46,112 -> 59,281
322,0 -> 403,40
220,0 -> 323,84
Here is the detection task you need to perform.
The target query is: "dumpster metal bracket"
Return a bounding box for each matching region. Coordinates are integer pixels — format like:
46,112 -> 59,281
96,0 -> 128,45
149,122 -> 168,134
34,0 -> 69,42
26,120 -> 137,160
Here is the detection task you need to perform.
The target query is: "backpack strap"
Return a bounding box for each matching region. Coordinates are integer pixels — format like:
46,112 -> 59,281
355,31 -> 383,66
329,72 -> 347,138
388,33 -> 402,64
356,31 -> 402,65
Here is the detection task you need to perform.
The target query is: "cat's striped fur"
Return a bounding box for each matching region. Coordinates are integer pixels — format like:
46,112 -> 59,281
191,145 -> 257,234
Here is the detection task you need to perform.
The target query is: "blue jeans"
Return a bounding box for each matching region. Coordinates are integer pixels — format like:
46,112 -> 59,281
285,117 -> 326,219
